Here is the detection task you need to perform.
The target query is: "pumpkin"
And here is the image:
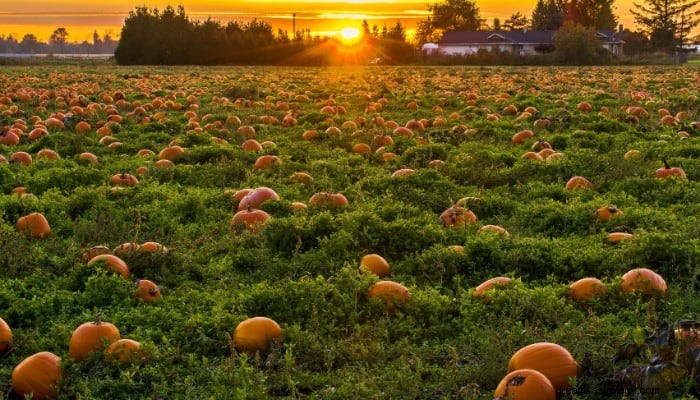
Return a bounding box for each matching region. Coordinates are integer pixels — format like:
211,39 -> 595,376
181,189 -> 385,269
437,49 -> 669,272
69,314 -> 121,361
231,208 -> 271,233
359,254 -> 391,278
521,151 -> 543,162
367,281 -> 410,312
233,317 -> 283,354
113,242 -> 140,256
290,172 -> 314,185
577,101 -> 592,112
157,145 -> 185,162
473,277 -> 511,298
87,254 -> 130,278
135,279 -> 161,302
10,151 -> 32,166
608,232 -> 634,244
565,176 -> 592,191
12,352 -> 62,400
253,155 -> 282,170
352,143 -> 372,154
507,342 -> 578,389
620,268 -> 667,296
241,139 -> 263,152
81,245 -> 110,263
512,129 -> 534,144
0,317 -> 12,356
308,192 -> 349,208
237,187 -> 280,211
139,241 -> 168,254
439,206 -> 477,228
494,369 -> 555,400
654,158 -> 686,179
16,213 -> 51,239
36,149 -> 60,161
105,339 -> 146,365
391,168 -> 415,178
77,152 -> 99,164
568,277 -> 606,302
624,149 -> 641,159
594,206 -> 623,222
478,225 -> 511,238
110,173 -> 139,187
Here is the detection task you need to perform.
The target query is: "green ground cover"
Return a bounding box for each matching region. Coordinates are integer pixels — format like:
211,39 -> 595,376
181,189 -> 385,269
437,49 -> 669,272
0,65 -> 698,399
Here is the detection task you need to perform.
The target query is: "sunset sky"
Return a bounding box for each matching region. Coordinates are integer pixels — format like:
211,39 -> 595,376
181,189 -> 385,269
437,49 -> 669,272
0,0 -> 674,44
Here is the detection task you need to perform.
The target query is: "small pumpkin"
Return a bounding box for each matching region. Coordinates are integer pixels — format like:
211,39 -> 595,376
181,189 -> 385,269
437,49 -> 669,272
12,352 -> 62,400
16,213 -> 51,239
494,369 -> 556,400
565,176 -> 592,191
568,277 -> 606,302
608,232 -> 634,244
158,145 -> 185,161
654,158 -> 686,179
439,206 -> 477,228
594,206 -> 623,222
87,254 -> 130,278
81,245 -> 110,263
253,155 -> 282,170
472,277 -> 511,298
110,172 -> 139,187
139,241 -> 168,254
367,281 -> 410,312
308,192 -> 349,208
620,268 -> 667,296
237,187 -> 280,211
69,314 -> 121,362
233,317 -> 283,354
477,225 -> 510,238
0,317 -> 12,356
135,279 -> 161,303
359,254 -> 391,278
105,338 -> 146,365
507,342 -> 578,389
230,208 -> 271,233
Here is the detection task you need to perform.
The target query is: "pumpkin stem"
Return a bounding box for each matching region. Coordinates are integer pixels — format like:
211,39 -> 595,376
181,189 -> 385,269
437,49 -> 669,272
662,158 -> 670,169
95,310 -> 103,325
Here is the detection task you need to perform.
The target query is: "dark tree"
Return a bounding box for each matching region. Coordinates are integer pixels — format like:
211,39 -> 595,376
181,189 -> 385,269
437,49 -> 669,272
631,0 -> 700,50
532,0 -> 567,30
567,0 -> 618,29
49,28 -> 68,52
503,12 -> 531,30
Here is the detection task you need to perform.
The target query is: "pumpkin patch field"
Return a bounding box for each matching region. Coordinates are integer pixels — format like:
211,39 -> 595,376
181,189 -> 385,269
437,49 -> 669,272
0,65 -> 699,399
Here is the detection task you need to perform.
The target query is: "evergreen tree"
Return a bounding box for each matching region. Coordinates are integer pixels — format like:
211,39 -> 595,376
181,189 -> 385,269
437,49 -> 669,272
503,12 -> 530,30
631,0 -> 700,50
532,0 -> 567,30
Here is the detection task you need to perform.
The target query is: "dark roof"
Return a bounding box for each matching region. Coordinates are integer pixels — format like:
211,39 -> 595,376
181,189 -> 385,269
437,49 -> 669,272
440,29 -> 621,45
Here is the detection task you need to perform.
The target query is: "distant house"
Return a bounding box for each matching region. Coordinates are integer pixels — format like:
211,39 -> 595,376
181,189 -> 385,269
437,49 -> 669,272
437,29 -> 623,56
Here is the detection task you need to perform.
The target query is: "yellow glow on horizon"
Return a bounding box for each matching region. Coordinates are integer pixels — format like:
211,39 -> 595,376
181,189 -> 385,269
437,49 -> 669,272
340,27 -> 361,43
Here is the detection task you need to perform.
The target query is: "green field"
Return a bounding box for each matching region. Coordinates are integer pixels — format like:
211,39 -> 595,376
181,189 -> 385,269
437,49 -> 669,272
0,65 -> 698,399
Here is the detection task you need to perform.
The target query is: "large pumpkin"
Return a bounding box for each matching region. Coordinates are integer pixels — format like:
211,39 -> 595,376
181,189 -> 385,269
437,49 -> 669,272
507,342 -> 578,389
230,208 -> 271,233
12,351 -> 63,400
359,254 -> 391,278
87,254 -> 130,278
439,206 -> 477,228
237,187 -> 280,211
620,268 -> 667,296
568,277 -> 606,302
16,213 -> 51,239
0,317 -> 12,356
233,317 -> 283,354
69,315 -> 121,361
494,368 -> 555,400
367,281 -> 410,312
105,338 -> 146,365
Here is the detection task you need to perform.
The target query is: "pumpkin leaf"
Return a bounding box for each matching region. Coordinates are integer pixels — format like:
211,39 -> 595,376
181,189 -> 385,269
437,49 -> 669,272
632,326 -> 647,345
613,342 -> 646,364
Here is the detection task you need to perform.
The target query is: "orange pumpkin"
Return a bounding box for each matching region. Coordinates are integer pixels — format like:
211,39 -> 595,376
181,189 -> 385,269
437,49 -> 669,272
473,277 -> 512,298
110,173 -> 139,187
608,232 -> 634,244
494,369 -> 555,400
367,281 -> 410,312
507,342 -> 578,389
139,241 -> 168,254
359,254 -> 391,278
16,213 -> 51,239
439,206 -> 477,228
233,317 -> 283,354
10,151 -> 32,166
230,208 -> 271,233
308,192 -> 349,208
391,168 -> 415,178
87,254 -> 130,278
237,187 -> 280,211
77,152 -> 99,164
654,159 -> 686,179
158,145 -> 185,161
0,317 -> 12,356
12,352 -> 62,400
565,176 -> 592,191
105,339 -> 146,365
512,129 -> 534,145
81,245 -> 110,263
477,225 -> 511,238
241,139 -> 263,152
69,315 -> 121,361
135,279 -> 161,303
568,277 -> 606,302
594,206 -> 623,222
620,268 -> 667,296
290,172 -> 314,185
113,242 -> 140,256
36,149 -> 60,161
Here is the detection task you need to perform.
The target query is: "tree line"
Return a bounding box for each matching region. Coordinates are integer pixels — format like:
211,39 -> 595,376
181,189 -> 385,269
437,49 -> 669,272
0,29 -> 117,54
113,6 -> 415,65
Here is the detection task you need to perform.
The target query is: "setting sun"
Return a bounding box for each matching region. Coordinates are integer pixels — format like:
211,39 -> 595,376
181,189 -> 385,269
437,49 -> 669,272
339,27 -> 361,44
